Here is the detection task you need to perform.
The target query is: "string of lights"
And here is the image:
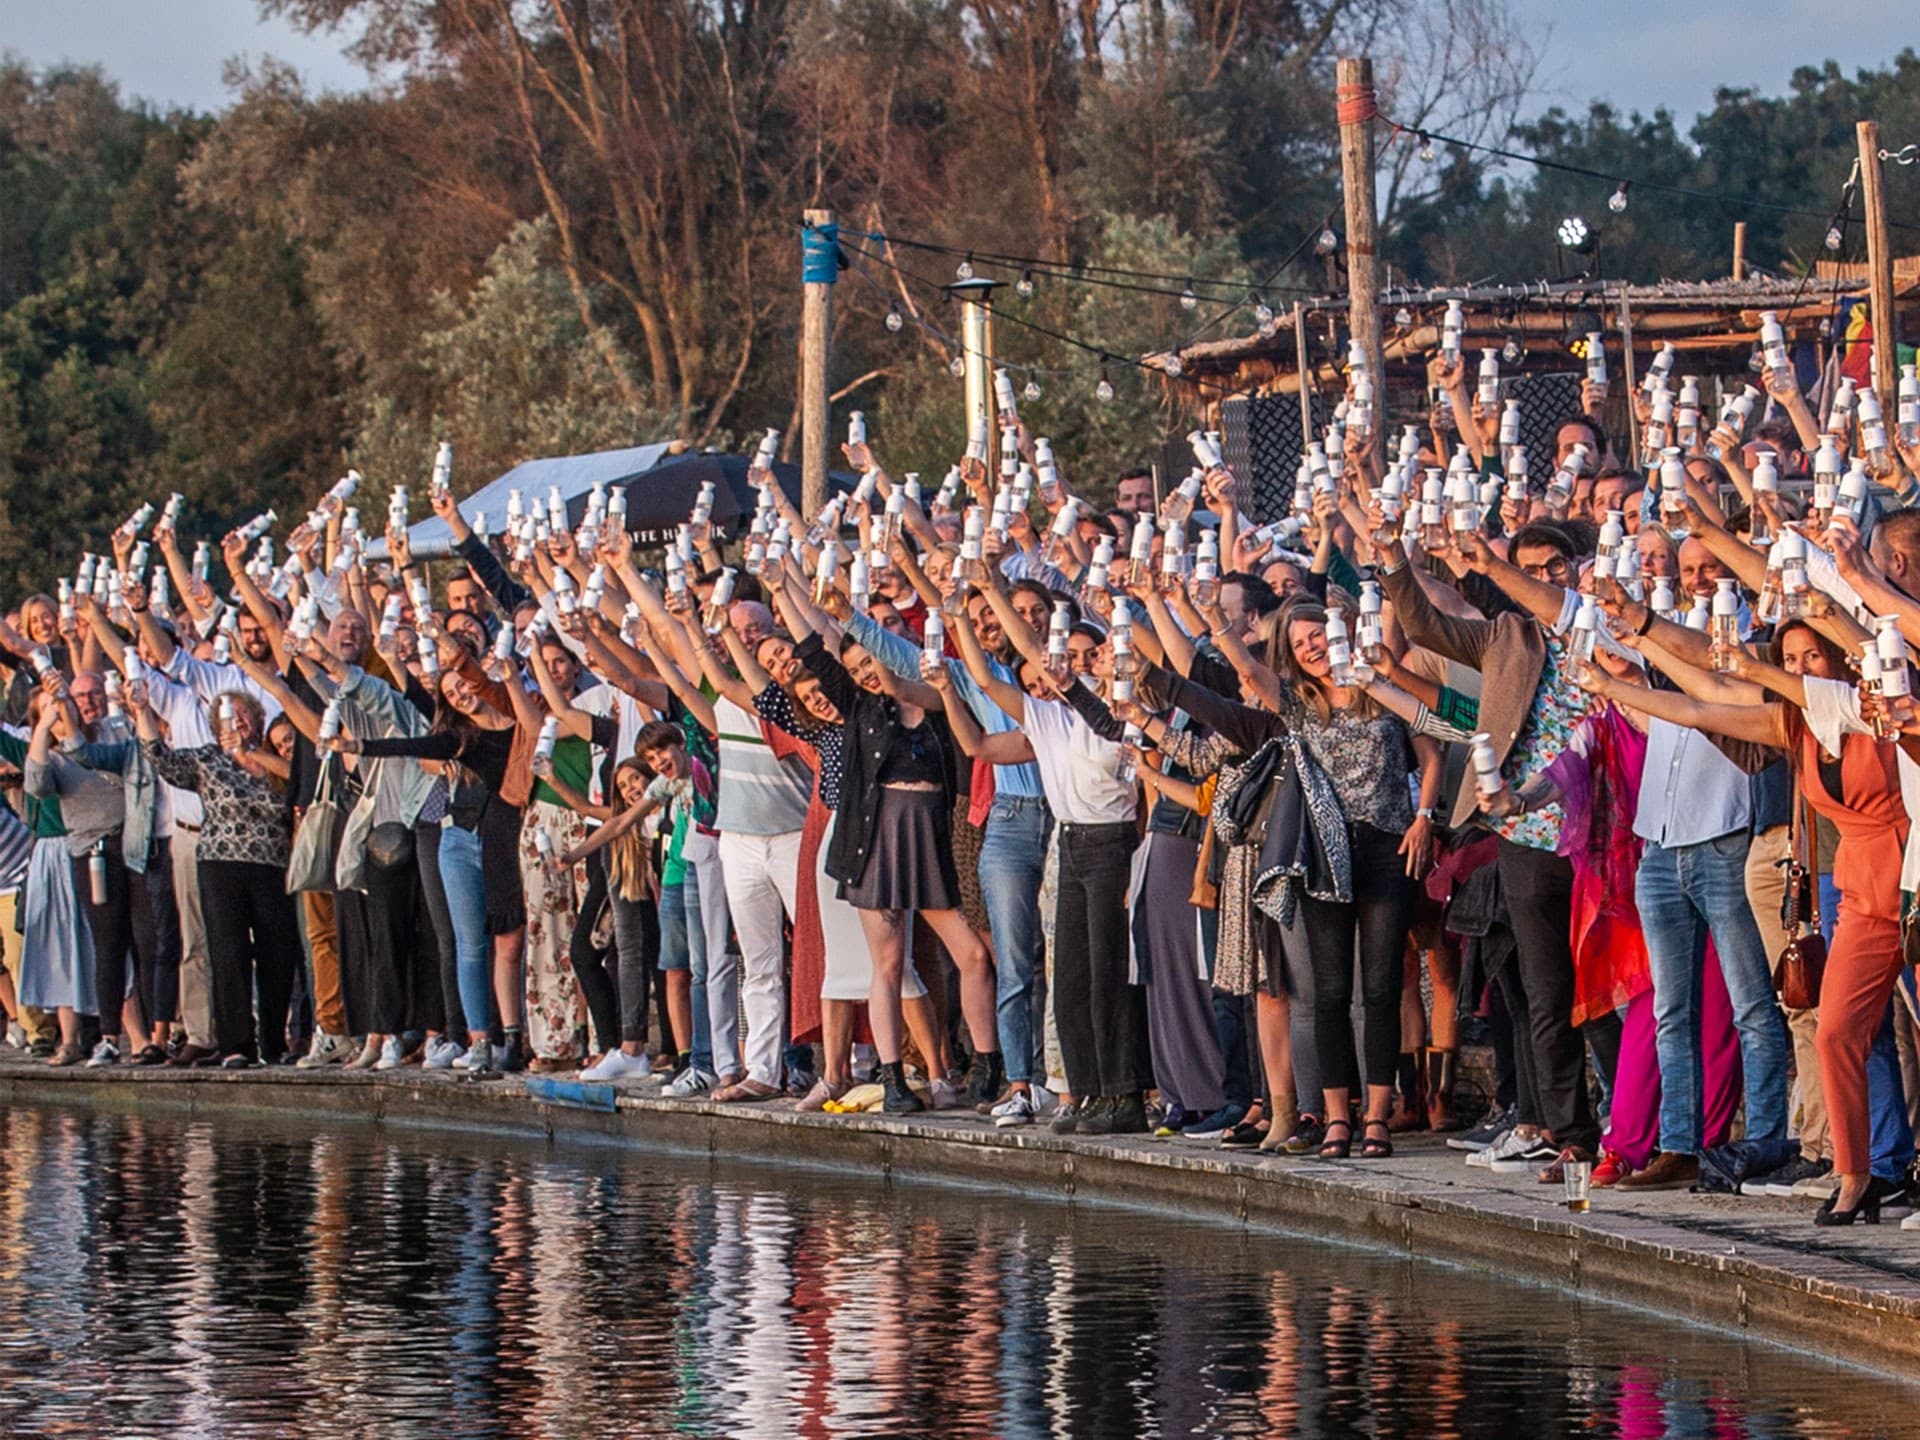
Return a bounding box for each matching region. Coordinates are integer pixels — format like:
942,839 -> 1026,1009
1383,115 -> 1920,235
842,227 -> 1326,307
840,240 -> 1257,405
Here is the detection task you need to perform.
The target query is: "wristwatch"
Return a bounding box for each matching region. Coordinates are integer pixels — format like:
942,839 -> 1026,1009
1415,805 -> 1441,823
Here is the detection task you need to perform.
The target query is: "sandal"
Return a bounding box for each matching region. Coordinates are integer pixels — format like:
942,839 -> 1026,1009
1361,1119 -> 1394,1159
1319,1119 -> 1353,1159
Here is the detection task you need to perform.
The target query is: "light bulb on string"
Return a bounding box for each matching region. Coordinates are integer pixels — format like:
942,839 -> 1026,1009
1095,366 -> 1115,403
1501,336 -> 1524,365
1608,182 -> 1630,214
955,253 -> 974,282
1818,316 -> 1833,341
1393,306 -> 1413,327
1022,378 -> 1042,403
1825,225 -> 1844,252
1252,295 -> 1275,327
1419,133 -> 1437,163
1315,228 -> 1339,256
885,308 -> 904,333
1016,270 -> 1036,299
949,354 -> 967,378
1164,355 -> 1184,379
1180,279 -> 1199,311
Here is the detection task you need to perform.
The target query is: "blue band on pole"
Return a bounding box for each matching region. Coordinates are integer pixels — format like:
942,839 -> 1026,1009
801,222 -> 841,284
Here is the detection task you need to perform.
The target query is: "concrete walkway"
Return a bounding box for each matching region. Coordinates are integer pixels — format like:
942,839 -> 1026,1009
7,1053 -> 1920,1376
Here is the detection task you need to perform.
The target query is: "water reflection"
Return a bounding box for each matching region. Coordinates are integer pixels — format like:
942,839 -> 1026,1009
0,1103 -> 1908,1439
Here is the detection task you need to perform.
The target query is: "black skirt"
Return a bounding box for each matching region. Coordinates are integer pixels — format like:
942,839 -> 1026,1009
479,797 -> 527,936
843,787 -> 961,912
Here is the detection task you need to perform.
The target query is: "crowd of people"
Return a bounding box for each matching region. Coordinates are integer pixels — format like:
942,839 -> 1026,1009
6,332 -> 1920,1232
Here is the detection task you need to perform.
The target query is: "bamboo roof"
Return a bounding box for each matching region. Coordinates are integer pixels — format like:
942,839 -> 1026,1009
1146,260 -> 1920,397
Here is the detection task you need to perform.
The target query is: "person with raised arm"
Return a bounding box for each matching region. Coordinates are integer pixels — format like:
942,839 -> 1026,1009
778,564 -> 991,1113
1577,621 -> 1913,1226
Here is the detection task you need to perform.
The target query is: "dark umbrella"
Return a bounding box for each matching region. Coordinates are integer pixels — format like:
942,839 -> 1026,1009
569,451 -> 856,546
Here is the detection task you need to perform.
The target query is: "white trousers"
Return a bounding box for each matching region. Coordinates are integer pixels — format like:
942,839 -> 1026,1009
717,830 -> 802,1086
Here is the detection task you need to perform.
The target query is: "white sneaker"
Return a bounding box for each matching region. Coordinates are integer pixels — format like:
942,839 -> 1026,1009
423,1036 -> 464,1069
583,1049 -> 651,1082
453,1041 -> 492,1072
664,1066 -> 717,1098
1490,1138 -> 1559,1174
1465,1128 -> 1519,1169
296,1032 -> 354,1069
1794,1172 -> 1842,1200
5,1021 -> 27,1050
84,1038 -> 121,1068
1902,1211 -> 1920,1231
372,1036 -> 406,1071
992,1089 -> 1038,1127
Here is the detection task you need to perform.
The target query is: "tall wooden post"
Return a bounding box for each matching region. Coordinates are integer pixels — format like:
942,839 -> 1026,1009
1732,222 -> 1748,281
1292,300 -> 1315,445
1856,122 -> 1899,412
801,207 -> 835,516
1336,57 -> 1384,471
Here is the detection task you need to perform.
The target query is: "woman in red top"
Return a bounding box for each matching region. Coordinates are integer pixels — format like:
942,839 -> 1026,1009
1582,620 -> 1909,1224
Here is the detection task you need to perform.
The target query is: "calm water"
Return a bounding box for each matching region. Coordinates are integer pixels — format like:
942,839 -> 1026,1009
0,1103 -> 1913,1439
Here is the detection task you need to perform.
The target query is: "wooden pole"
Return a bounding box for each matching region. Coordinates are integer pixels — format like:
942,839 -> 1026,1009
1857,122 -> 1899,412
1732,222 -> 1747,281
1616,287 -> 1640,462
1336,57 -> 1385,472
801,207 -> 834,516
1292,300 -> 1315,445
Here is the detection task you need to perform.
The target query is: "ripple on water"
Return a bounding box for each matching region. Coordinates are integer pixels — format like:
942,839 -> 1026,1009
0,1103 -> 1911,1439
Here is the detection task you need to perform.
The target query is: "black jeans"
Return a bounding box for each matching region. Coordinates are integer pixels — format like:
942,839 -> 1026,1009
144,837 -> 181,1025
1053,822 -> 1151,1099
569,851 -> 619,1053
415,822 -> 468,1038
199,860 -> 301,1060
1496,839 -> 1597,1150
612,891 -> 660,1045
1300,821 -> 1419,1097
75,843 -> 157,1039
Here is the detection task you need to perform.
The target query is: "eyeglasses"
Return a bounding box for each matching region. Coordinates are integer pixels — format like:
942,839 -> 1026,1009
1520,556 -> 1571,581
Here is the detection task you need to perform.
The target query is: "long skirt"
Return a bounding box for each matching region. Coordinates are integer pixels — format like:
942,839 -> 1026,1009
19,840 -> 96,1014
519,800 -> 585,1060
1133,832 -> 1226,1114
791,793 -> 831,1043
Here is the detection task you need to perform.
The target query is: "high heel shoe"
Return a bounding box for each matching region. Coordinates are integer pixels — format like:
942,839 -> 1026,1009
1814,1174 -> 1904,1227
1319,1119 -> 1353,1160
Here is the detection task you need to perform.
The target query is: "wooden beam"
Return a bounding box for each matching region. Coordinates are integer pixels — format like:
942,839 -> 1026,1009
800,207 -> 834,516
1857,121 -> 1900,412
1732,222 -> 1748,281
1336,56 -> 1384,473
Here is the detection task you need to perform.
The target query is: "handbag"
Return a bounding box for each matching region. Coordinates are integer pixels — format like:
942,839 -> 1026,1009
1773,797 -> 1827,1011
286,755 -> 344,894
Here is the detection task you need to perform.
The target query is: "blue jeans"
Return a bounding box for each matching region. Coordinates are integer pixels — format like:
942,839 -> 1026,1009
978,797 -> 1051,1084
436,825 -> 494,1037
659,880 -> 713,1075
1637,833 -> 1789,1153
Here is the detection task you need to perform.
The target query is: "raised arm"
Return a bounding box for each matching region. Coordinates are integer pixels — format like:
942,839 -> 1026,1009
950,607 -> 1027,725
1582,666 -> 1790,749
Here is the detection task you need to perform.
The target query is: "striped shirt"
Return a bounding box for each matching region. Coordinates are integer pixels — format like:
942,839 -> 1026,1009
711,695 -> 810,836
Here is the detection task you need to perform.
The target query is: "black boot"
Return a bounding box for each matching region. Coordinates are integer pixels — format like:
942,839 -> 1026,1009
964,1048 -> 1004,1108
881,1061 -> 925,1115
1083,1093 -> 1147,1136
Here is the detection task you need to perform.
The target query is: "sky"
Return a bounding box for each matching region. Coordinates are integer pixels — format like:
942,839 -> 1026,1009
0,0 -> 1910,124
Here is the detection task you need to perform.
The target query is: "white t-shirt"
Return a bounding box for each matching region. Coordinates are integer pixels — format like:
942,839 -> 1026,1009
1022,694 -> 1137,826
1799,675 -> 1920,893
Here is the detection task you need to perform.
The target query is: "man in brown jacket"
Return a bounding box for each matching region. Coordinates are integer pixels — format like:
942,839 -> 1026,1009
1378,524 -> 1601,1164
